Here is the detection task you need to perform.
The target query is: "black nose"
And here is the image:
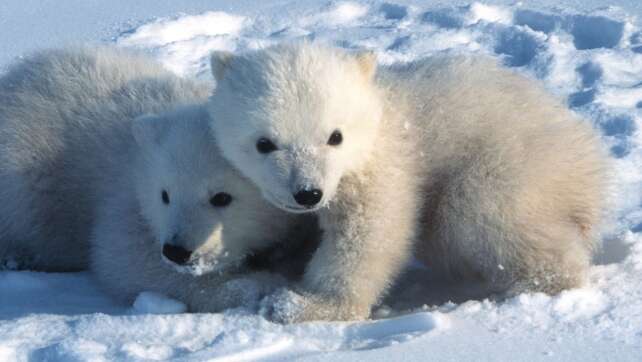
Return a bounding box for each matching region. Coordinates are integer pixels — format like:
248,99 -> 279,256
293,189 -> 323,207
162,243 -> 192,265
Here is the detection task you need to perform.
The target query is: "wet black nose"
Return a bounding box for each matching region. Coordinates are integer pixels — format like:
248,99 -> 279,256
293,189 -> 323,207
162,243 -> 192,265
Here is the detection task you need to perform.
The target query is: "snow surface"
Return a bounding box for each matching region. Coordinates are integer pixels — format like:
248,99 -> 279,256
1,1 -> 642,361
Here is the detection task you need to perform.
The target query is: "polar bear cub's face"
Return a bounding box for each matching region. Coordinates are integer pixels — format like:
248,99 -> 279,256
132,106 -> 286,275
208,43 -> 383,213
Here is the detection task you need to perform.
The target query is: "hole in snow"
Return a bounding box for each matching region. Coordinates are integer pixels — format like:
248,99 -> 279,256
494,29 -> 539,67
600,115 -> 636,137
421,8 -> 464,29
513,9 -> 561,33
632,45 -> 642,54
380,3 -> 408,20
636,101 -> 642,109
576,62 -> 602,88
610,142 -> 631,158
568,89 -> 595,108
569,15 -> 624,50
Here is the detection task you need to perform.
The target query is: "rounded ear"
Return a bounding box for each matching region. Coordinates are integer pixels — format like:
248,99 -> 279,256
210,51 -> 234,83
355,50 -> 377,80
132,114 -> 168,151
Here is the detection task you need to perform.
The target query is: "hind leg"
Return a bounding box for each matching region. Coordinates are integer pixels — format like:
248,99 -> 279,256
0,172 -> 40,269
418,149 -> 597,296
499,223 -> 592,296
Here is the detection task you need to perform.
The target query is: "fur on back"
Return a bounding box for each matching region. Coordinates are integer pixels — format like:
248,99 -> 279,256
383,56 -> 608,293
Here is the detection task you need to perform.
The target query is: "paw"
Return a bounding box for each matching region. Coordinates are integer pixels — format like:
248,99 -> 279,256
259,288 -> 309,324
219,273 -> 287,310
259,288 -> 371,323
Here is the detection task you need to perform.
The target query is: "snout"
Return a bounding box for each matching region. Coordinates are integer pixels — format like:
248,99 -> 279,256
293,188 -> 323,207
162,234 -> 193,265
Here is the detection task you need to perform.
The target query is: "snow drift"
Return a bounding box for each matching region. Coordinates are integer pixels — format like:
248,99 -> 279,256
1,1 -> 641,361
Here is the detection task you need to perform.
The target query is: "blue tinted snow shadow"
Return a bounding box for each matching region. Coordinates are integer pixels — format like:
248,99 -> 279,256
601,115 -> 636,137
343,312 -> 441,350
610,142 -> 631,158
514,10 -> 624,50
577,62 -> 603,88
494,29 -> 540,67
568,89 -> 595,108
570,15 -> 624,50
421,8 -> 464,29
599,115 -> 636,158
513,9 -> 561,33
569,62 -> 602,108
380,3 -> 408,20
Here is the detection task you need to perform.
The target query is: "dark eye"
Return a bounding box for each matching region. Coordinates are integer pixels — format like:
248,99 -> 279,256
256,138 -> 277,154
161,190 -> 170,205
327,130 -> 343,146
210,192 -> 233,207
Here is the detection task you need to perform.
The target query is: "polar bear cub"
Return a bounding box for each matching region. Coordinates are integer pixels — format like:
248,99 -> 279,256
0,47 -> 209,271
208,42 -> 607,322
90,106 -> 301,311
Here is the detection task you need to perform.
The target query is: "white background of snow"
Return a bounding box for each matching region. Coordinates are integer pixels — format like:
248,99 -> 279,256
1,1 -> 642,361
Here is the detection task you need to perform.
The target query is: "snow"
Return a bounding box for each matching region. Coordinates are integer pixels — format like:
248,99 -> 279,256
132,292 -> 187,315
1,0 -> 642,361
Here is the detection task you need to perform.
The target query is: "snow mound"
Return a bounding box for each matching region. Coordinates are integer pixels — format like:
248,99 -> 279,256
132,292 -> 187,314
118,11 -> 246,47
1,1 -> 642,361
117,11 -> 248,77
305,2 -> 369,26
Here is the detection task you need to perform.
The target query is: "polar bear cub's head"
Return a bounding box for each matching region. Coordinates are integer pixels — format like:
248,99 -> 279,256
132,105 -> 290,275
208,42 -> 383,212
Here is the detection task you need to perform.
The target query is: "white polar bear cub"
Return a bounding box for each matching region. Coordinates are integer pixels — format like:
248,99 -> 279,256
91,106 -> 300,312
208,42 -> 607,322
0,47 -> 209,271
0,47 -> 304,310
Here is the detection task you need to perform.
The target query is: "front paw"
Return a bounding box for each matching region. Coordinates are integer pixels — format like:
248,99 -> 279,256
259,288 -> 309,323
259,289 -> 370,323
217,273 -> 287,310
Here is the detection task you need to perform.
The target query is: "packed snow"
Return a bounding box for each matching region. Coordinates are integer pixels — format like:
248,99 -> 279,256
1,1 -> 642,361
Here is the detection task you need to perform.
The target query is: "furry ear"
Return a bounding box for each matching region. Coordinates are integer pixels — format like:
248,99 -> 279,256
210,51 -> 234,82
132,114 -> 168,150
355,51 -> 377,80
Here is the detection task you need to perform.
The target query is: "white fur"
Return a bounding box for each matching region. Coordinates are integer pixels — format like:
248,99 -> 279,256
0,46 -> 306,310
389,56 -> 609,295
209,43 -> 422,321
209,47 -> 383,212
208,42 -> 608,322
0,47 -> 209,270
90,106 -> 302,311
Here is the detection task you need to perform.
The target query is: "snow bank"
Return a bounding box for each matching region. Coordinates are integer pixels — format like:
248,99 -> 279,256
1,1 -> 641,361
117,11 -> 248,77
